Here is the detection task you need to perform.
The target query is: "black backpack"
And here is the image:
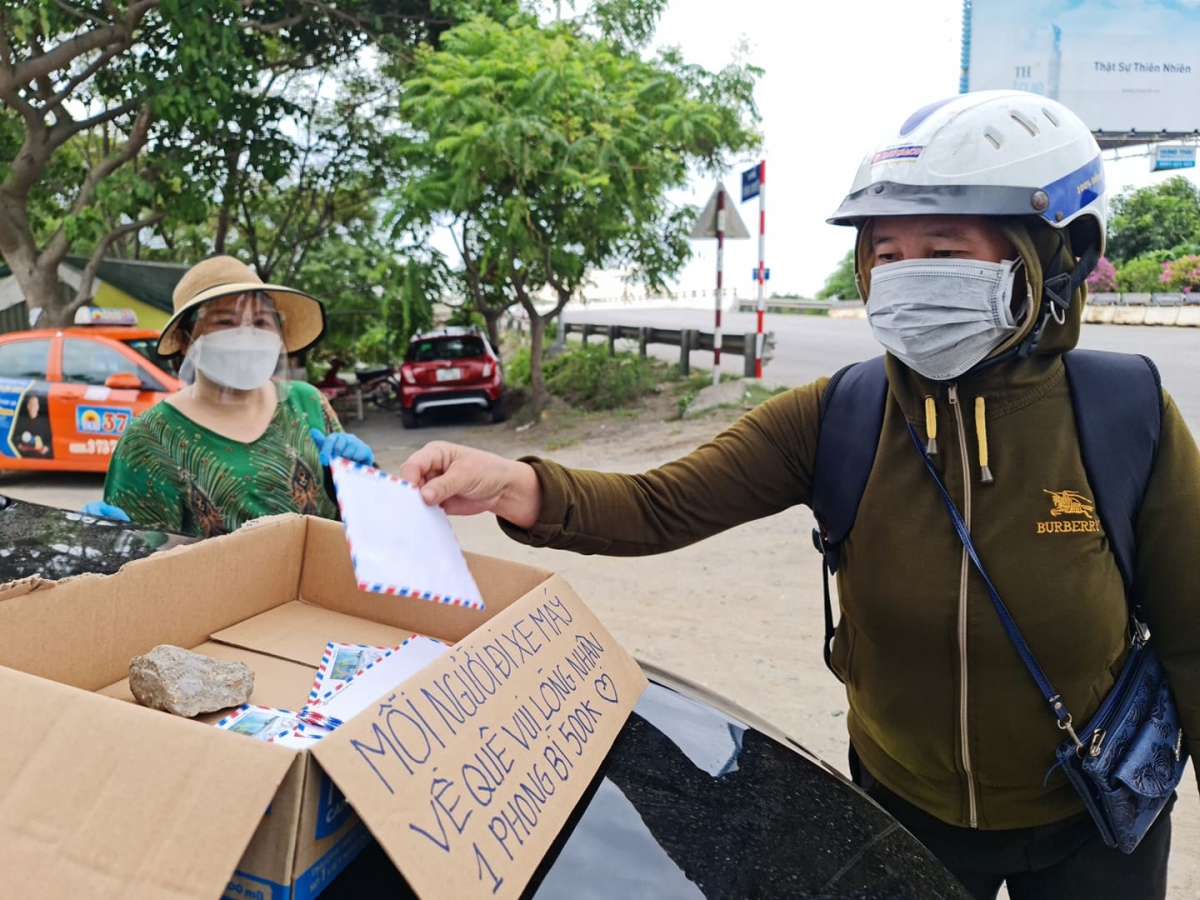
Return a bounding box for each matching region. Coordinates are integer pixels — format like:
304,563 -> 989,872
810,350 -> 1163,676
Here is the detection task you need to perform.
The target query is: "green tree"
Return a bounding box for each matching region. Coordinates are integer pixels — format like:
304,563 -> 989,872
816,248 -> 858,301
296,227 -> 442,365
0,0 -> 514,326
1106,176 -> 1200,264
394,14 -> 760,411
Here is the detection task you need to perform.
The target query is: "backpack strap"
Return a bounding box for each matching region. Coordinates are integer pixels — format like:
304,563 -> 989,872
811,355 -> 888,676
812,355 -> 889,570
1062,349 -> 1162,597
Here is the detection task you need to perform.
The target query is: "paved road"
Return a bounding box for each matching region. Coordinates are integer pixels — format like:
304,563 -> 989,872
562,308 -> 1200,433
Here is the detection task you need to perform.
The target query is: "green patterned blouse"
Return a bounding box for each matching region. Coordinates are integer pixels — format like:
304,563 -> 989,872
104,381 -> 342,537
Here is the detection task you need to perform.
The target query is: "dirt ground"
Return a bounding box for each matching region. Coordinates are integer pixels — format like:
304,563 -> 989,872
360,389 -> 1199,899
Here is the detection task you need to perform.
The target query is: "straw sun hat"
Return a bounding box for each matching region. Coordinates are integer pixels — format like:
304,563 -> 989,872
158,256 -> 326,357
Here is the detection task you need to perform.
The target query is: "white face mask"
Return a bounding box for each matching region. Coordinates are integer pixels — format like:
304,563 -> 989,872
191,327 -> 283,390
865,258 -> 1024,382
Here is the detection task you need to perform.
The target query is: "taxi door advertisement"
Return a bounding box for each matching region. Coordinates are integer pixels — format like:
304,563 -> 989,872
0,379 -> 54,461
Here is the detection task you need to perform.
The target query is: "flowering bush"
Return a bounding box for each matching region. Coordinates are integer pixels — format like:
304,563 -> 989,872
1159,255 -> 1200,293
1085,256 -> 1117,293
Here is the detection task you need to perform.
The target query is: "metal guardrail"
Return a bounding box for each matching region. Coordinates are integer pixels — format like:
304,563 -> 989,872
562,321 -> 775,377
1087,293 -> 1200,307
735,297 -> 863,313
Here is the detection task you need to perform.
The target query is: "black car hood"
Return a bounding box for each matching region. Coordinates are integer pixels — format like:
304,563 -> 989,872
0,494 -> 197,583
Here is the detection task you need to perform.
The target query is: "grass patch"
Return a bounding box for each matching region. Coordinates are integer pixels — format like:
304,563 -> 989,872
670,370 -> 716,418
501,338 -> 782,418
741,382 -> 789,405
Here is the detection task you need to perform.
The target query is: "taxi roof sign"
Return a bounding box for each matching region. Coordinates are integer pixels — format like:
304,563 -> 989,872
74,307 -> 138,326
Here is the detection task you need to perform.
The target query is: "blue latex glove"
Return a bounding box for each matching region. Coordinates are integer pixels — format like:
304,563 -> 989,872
310,428 -> 375,468
80,500 -> 131,522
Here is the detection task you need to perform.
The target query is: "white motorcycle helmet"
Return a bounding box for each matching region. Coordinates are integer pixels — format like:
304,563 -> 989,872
828,90 -> 1106,356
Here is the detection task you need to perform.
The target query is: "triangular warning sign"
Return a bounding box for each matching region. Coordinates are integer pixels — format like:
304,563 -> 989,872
689,183 -> 751,240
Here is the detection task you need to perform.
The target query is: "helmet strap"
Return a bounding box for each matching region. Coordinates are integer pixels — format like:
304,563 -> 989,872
1016,233 -> 1099,359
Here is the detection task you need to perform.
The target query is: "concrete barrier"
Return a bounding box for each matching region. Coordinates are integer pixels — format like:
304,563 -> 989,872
1084,305 -> 1116,324
1143,306 -> 1180,326
1177,307 -> 1200,327
1113,306 -> 1148,325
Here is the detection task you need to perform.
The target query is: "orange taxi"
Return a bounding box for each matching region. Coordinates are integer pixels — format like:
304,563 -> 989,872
0,307 -> 181,472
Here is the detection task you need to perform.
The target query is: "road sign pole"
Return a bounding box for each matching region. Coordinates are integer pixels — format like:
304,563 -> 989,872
714,187 -> 725,386
755,161 -> 767,378
689,181 -> 749,377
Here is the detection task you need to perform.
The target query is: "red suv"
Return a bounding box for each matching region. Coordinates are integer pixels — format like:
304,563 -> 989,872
399,327 -> 505,428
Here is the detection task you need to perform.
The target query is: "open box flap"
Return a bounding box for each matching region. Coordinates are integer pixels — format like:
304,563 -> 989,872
297,516 -> 555,643
313,575 -> 648,900
211,601 -> 428,668
0,666 -> 298,900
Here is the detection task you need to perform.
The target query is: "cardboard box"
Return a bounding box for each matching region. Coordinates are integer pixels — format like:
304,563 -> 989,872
0,515 -> 647,900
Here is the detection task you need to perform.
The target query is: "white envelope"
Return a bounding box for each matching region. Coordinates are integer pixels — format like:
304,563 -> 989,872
330,458 -> 485,610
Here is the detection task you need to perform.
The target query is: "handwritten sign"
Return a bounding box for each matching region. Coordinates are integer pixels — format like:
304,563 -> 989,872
312,577 -> 647,900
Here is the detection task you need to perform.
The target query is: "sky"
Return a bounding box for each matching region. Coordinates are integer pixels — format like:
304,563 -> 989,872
637,0 -> 1200,300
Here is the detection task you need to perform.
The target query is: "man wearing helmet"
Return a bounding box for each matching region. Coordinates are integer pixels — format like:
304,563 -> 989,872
399,91 -> 1199,898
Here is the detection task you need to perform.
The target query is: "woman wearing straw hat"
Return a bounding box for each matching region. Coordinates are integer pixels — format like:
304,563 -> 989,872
82,256 -> 375,537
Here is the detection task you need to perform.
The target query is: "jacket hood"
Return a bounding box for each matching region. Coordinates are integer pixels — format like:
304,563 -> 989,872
854,216 -> 1086,360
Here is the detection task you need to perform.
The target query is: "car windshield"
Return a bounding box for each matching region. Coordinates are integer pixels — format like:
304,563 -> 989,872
408,336 -> 486,362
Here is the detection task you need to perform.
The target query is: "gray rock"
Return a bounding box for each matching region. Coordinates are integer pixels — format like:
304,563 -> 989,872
129,645 -> 254,717
683,378 -> 786,419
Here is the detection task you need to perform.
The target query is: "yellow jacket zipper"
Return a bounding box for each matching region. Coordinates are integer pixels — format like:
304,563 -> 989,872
948,384 -> 978,827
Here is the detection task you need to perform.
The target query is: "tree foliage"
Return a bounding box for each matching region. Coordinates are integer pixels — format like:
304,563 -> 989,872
1106,176 -> 1200,265
393,13 -> 760,411
0,0 -> 513,325
816,248 -> 858,301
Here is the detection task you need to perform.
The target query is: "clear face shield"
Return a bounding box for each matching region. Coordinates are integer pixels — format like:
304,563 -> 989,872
175,291 -> 288,403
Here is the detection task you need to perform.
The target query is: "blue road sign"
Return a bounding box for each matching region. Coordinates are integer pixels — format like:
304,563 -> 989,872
741,164 -> 761,202
752,268 -> 770,281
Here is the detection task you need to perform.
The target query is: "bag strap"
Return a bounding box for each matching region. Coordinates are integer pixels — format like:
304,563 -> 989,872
1061,350 -> 1162,596
812,356 -> 887,675
906,423 -> 1082,743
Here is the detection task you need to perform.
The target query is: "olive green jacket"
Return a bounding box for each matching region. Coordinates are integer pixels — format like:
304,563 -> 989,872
500,330 -> 1200,830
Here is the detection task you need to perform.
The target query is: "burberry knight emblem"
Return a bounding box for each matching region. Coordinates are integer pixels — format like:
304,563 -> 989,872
1044,490 -> 1095,518
1038,489 -> 1100,534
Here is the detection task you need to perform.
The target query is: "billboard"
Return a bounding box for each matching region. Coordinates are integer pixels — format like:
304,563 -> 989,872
963,1 -> 1200,138
1152,144 -> 1197,170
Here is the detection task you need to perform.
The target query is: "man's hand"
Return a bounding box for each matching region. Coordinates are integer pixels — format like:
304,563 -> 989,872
399,441 -> 542,528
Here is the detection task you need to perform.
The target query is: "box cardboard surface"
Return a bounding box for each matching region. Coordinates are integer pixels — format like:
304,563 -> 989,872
0,515 -> 647,900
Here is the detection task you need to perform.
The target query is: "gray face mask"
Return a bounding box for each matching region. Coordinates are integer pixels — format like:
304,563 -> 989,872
865,257 -> 1024,382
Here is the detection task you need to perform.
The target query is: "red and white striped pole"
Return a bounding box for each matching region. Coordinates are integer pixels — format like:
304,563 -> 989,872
713,185 -> 725,386
755,160 -> 767,378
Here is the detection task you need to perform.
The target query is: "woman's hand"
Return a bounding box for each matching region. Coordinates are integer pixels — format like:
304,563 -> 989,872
399,441 -> 542,528
80,500 -> 131,522
310,428 -> 375,467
